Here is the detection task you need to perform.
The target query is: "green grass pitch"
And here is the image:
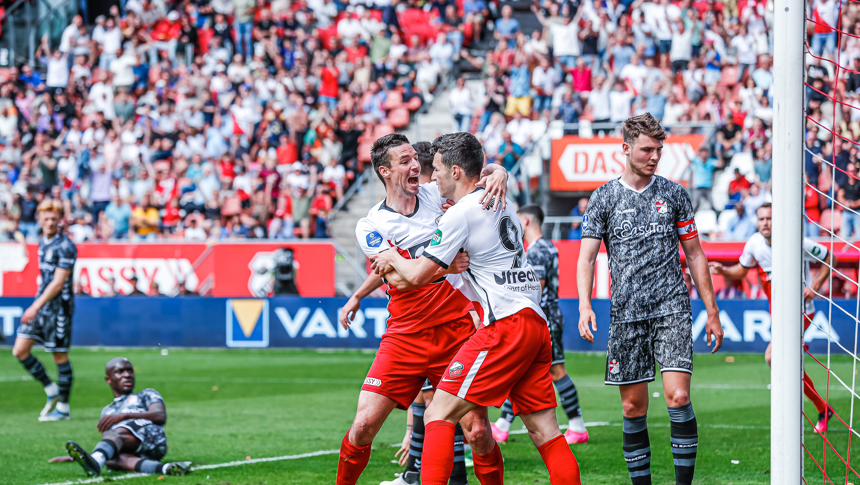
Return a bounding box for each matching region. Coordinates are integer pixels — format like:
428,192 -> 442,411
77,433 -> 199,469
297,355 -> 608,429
0,348 -> 855,484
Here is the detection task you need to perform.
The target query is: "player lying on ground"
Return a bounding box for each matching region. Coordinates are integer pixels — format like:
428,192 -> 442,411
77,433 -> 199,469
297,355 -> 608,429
13,199 -> 77,421
65,357 -> 190,477
709,203 -> 836,433
577,113 -> 723,485
372,133 -> 581,485
336,134 -> 509,485
492,205 -> 589,445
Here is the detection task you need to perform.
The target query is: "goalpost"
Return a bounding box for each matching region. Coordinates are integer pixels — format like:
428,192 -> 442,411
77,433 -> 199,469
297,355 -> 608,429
771,0 -> 805,481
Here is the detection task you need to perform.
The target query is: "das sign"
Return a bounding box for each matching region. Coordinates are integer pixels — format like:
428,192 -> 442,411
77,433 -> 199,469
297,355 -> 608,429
549,135 -> 705,191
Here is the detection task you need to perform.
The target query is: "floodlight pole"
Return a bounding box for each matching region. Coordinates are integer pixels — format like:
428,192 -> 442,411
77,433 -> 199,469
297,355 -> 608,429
771,0 -> 805,481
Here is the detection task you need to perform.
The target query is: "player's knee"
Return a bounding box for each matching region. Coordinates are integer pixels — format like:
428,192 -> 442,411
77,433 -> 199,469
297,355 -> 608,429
665,388 -> 690,407
12,347 -> 28,360
350,416 -> 380,445
463,421 -> 493,452
52,352 -> 69,364
622,400 -> 647,418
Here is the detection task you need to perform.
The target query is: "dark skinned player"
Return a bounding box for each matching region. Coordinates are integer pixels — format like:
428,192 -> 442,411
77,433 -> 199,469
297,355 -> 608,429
65,357 -> 190,477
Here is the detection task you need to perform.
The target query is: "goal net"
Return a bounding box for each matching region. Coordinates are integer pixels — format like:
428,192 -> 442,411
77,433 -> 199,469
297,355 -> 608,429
775,0 -> 860,481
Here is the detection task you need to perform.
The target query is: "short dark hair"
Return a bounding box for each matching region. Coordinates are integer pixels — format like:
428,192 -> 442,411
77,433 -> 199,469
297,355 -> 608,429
518,205 -> 544,225
371,133 -> 411,185
431,132 -> 484,179
413,141 -> 435,179
622,113 -> 668,146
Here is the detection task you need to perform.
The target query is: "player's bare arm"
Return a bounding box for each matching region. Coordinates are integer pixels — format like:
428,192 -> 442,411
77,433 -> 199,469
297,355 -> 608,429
806,250 -> 837,302
681,237 -> 724,353
708,261 -> 751,280
97,402 -> 167,433
371,250 -> 468,288
339,273 -> 385,329
21,267 -> 71,323
475,163 -> 509,211
576,238 -> 601,344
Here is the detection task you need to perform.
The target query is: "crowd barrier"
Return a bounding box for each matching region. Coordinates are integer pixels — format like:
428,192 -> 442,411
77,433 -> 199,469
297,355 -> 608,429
0,297 -> 846,354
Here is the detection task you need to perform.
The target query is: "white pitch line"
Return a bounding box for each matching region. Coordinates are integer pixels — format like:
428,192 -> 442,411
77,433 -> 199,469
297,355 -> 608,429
35,449 -> 340,485
35,421 -> 770,485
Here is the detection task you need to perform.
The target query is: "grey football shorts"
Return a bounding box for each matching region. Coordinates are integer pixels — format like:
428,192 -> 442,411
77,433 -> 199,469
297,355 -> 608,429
17,311 -> 73,353
115,419 -> 168,461
546,305 -> 565,365
605,311 -> 693,386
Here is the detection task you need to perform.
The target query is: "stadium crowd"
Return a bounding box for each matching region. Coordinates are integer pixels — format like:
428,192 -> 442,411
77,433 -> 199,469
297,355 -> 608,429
0,0 -> 486,242
0,0 -> 858,246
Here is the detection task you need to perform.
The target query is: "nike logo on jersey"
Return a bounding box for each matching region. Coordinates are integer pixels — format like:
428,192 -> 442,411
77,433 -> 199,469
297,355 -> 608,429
393,236 -> 407,246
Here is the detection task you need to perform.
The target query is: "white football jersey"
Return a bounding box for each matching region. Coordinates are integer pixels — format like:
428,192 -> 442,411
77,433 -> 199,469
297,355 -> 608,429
355,182 -> 477,333
738,233 -> 829,314
423,188 -> 546,326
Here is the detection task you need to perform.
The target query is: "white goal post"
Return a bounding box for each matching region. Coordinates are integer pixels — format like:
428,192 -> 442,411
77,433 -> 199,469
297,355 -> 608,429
771,0 -> 805,481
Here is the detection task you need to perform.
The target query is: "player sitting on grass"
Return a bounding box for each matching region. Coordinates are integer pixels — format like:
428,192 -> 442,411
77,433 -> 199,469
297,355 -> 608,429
65,357 -> 190,477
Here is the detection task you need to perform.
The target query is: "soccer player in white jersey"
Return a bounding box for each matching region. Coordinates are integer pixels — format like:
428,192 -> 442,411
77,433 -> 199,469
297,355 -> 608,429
336,134 -> 510,485
372,132 -> 582,485
709,203 -> 836,433
577,114 -> 723,485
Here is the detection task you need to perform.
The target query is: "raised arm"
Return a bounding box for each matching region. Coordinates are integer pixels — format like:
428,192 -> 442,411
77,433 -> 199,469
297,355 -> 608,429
682,236 -> 724,353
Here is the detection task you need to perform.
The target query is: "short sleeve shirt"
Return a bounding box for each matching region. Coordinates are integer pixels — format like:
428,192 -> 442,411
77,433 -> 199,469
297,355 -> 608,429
582,176 -> 697,323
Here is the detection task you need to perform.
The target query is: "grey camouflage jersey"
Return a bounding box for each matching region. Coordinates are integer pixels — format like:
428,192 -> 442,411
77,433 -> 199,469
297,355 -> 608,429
37,234 -> 77,316
581,176 -> 697,323
102,388 -> 168,459
526,238 -> 560,313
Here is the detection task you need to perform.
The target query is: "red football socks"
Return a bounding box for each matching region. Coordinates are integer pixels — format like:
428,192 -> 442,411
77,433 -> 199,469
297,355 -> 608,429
421,420 -> 456,485
336,430 -> 372,485
537,434 -> 582,485
804,372 -> 827,414
472,441 -> 504,484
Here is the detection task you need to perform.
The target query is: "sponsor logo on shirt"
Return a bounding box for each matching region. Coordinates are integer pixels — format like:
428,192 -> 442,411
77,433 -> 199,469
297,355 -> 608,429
449,361 -> 464,377
612,220 -> 674,240
366,231 -> 383,248
616,208 -> 636,215
364,377 -> 382,387
430,229 -> 442,246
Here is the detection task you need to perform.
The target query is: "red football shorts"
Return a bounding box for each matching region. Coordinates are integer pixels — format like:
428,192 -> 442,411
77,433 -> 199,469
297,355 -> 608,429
437,308 -> 556,416
361,315 -> 475,409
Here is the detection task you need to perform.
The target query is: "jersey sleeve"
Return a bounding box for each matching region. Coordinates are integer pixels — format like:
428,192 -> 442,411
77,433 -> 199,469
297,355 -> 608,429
421,181 -> 443,205
526,244 -> 548,280
422,205 -> 470,270
57,238 -> 77,270
141,389 -> 165,408
803,238 -> 829,262
581,188 -> 607,239
355,218 -> 390,258
739,239 -> 759,268
674,185 -> 699,241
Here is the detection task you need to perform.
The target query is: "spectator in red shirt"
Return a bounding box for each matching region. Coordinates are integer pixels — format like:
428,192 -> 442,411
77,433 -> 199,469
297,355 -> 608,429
318,57 -> 340,112
727,168 -> 752,206
570,57 -> 592,93
160,197 -> 182,234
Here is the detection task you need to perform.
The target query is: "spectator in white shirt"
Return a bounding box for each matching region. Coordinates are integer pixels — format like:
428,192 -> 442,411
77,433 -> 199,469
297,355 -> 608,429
449,78 -> 474,132
58,15 -> 83,55
609,79 -> 634,122
731,24 -> 758,83
531,57 -> 560,121
184,217 -> 207,241
506,110 -> 533,147
37,37 -> 69,90
669,21 -> 693,74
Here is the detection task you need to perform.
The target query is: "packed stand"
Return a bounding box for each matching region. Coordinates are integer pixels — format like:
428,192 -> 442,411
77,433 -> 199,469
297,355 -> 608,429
0,0 -> 492,242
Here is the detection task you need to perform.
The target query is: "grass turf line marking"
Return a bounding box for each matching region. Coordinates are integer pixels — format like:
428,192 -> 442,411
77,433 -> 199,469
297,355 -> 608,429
35,422 -> 769,485
35,450 -> 340,485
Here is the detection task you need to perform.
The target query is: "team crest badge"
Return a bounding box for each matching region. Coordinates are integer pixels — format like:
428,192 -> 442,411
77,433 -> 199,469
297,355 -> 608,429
449,361 -> 464,378
655,200 -> 667,214
609,359 -> 620,375
581,215 -> 589,231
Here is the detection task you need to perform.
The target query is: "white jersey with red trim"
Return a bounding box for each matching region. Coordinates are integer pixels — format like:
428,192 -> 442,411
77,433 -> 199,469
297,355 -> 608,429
422,188 -> 546,326
355,182 -> 477,334
738,233 -> 829,314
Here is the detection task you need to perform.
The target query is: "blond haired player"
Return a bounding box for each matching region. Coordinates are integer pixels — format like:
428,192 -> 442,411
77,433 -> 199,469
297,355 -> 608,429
12,199 -> 77,421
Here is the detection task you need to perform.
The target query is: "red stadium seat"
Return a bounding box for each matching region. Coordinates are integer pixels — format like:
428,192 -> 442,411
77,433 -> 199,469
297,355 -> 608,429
405,96 -> 423,111
719,66 -> 739,87
222,196 -> 242,216
358,141 -> 372,162
389,108 -> 410,128
384,90 -> 404,110
373,123 -> 395,139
